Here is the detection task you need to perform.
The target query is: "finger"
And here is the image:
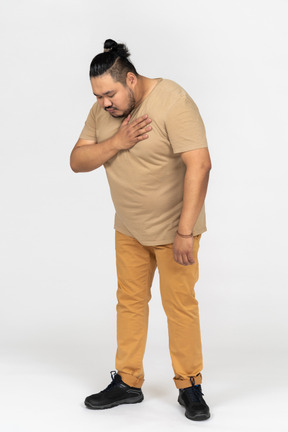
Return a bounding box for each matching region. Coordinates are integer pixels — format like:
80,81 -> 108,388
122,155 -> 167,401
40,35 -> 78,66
136,125 -> 152,136
122,114 -> 131,126
136,118 -> 152,130
132,115 -> 152,127
187,253 -> 195,264
133,114 -> 148,123
176,254 -> 184,265
135,133 -> 149,141
181,255 -> 190,266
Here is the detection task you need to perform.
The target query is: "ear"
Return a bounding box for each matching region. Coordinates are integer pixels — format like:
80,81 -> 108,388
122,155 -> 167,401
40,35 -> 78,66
126,72 -> 137,88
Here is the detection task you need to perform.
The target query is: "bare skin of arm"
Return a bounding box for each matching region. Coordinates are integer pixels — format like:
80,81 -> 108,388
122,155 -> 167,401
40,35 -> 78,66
70,114 -> 152,172
173,147 -> 212,266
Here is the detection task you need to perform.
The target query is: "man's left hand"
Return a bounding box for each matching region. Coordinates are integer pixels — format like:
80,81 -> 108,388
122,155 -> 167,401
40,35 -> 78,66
172,235 -> 195,266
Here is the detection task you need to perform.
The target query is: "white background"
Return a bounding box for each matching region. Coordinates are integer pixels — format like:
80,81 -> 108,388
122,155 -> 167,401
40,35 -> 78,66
1,0 -> 287,431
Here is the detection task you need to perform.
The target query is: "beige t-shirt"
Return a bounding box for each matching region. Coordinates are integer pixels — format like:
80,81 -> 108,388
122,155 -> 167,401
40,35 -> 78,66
79,79 -> 208,246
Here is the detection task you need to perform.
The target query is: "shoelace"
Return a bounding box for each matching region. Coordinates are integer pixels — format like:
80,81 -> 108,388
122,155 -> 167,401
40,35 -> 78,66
101,370 -> 119,392
185,376 -> 205,402
185,385 -> 204,402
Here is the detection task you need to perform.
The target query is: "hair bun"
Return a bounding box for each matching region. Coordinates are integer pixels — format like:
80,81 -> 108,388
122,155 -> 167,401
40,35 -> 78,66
90,40 -> 137,80
104,39 -> 118,53
103,39 -> 130,58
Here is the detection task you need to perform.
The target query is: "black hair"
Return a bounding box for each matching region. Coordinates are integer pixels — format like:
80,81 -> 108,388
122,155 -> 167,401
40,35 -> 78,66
89,39 -> 138,84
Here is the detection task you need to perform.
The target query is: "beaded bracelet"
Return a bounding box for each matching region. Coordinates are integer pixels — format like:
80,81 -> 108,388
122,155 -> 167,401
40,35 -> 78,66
176,230 -> 193,238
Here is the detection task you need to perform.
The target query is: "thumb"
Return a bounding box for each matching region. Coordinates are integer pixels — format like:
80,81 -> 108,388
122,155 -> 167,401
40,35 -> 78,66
122,114 -> 131,125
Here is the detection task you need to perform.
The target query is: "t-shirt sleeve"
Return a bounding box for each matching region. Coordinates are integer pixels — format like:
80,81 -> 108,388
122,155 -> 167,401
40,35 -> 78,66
79,103 -> 97,141
165,95 -> 208,153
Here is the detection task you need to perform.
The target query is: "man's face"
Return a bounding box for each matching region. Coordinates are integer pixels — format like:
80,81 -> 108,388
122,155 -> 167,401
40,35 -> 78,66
91,73 -> 135,118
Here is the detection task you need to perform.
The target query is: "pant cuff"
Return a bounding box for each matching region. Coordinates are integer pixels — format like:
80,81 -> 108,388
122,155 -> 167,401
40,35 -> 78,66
118,371 -> 144,388
174,372 -> 202,389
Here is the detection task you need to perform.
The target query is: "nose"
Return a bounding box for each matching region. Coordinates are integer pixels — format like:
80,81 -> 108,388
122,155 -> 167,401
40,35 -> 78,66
103,97 -> 112,108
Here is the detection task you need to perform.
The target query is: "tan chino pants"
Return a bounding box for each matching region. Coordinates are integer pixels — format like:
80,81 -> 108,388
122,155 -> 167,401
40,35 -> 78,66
115,230 -> 203,389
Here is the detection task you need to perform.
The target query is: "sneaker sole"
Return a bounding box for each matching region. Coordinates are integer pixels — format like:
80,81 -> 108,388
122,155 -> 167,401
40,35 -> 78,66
85,394 -> 144,410
178,396 -> 210,421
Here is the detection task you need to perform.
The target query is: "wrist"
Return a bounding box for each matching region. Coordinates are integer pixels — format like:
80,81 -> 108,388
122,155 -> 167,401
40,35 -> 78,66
110,134 -> 122,152
176,230 -> 193,238
177,222 -> 194,237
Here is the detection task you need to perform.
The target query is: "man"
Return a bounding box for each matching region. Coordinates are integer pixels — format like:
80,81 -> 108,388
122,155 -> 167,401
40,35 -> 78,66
70,39 -> 212,421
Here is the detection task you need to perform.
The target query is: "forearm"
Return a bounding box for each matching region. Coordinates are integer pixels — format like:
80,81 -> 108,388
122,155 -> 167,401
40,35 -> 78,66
178,166 -> 211,234
70,137 -> 119,172
71,114 -> 153,173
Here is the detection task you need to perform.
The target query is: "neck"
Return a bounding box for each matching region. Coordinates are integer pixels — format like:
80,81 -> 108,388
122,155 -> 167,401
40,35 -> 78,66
133,75 -> 159,108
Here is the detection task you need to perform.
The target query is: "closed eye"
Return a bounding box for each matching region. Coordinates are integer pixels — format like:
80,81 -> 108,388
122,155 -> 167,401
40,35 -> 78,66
94,92 -> 116,99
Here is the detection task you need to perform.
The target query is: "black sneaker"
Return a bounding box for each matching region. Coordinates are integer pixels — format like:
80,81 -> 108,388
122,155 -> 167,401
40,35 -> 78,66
178,383 -> 210,421
84,371 -> 144,410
